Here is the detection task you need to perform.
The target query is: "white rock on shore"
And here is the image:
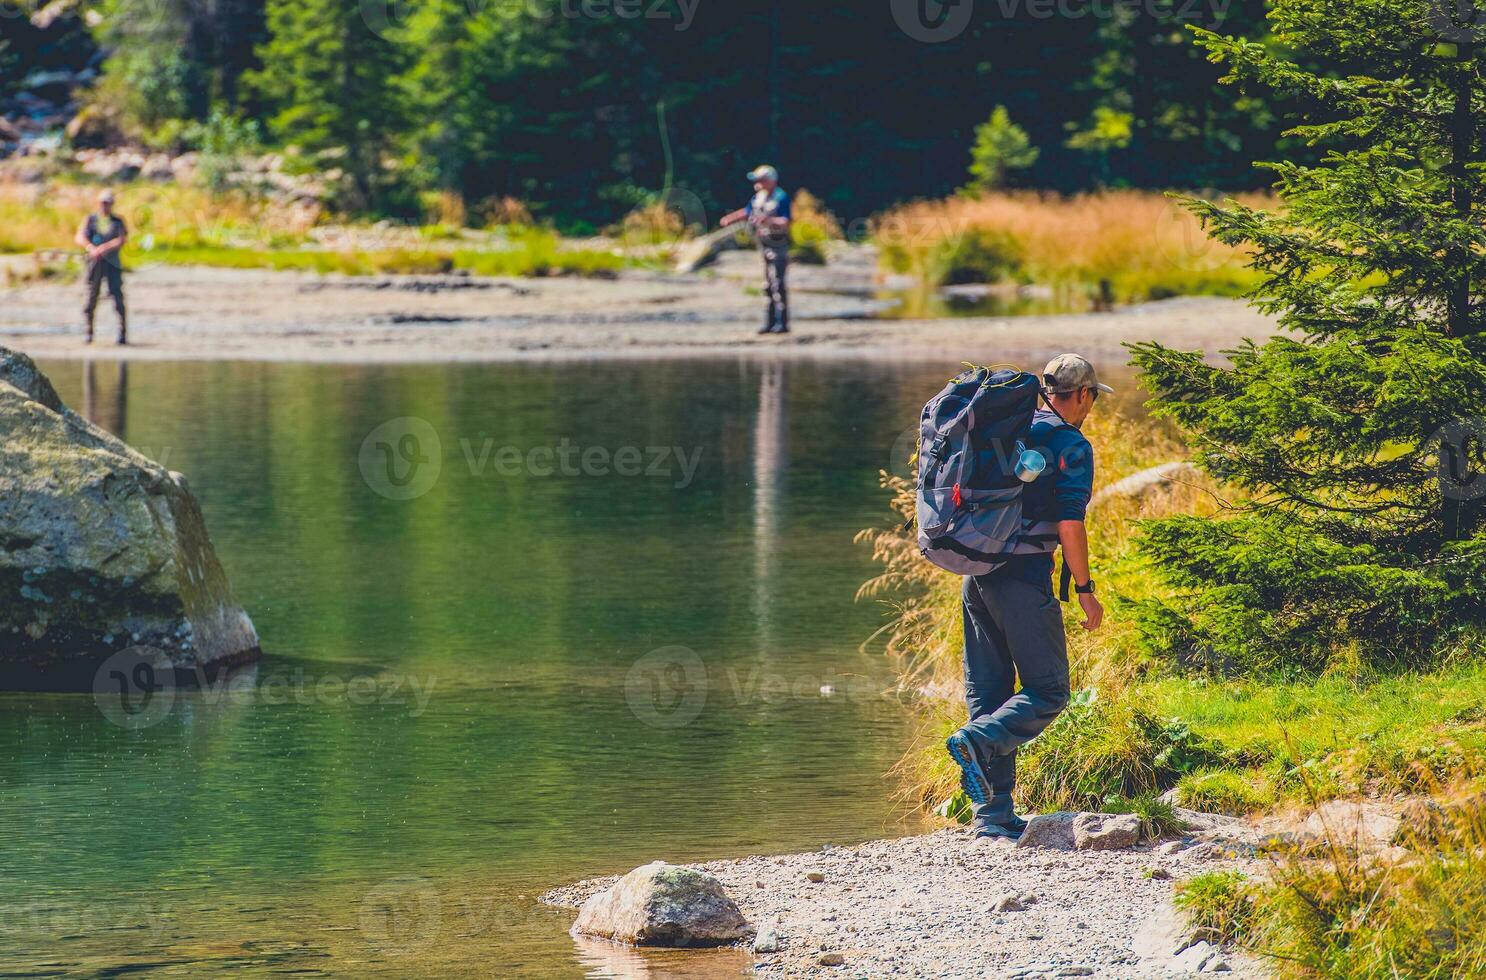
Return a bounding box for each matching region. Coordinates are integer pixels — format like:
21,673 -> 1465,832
570,861 -> 752,948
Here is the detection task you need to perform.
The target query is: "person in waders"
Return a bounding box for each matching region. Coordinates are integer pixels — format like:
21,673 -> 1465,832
76,189 -> 129,345
720,165 -> 792,335
946,354 -> 1109,840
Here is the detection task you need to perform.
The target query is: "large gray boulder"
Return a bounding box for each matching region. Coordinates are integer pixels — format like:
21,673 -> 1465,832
571,861 -> 752,947
0,349 -> 259,688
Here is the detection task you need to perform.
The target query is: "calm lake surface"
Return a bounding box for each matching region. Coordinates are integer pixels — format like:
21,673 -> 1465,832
1,356 -> 1143,978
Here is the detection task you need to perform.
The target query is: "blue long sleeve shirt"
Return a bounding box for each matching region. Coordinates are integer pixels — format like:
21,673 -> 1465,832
998,410 -> 1094,585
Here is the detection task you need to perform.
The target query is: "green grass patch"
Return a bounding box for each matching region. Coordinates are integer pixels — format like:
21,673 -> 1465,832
1015,690 -> 1229,813
1101,792 -> 1187,840
1145,667 -> 1486,801
1175,871 -> 1259,945
1174,768 -> 1276,815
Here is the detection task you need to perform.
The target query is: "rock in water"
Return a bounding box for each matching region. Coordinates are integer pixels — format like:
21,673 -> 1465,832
571,861 -> 752,947
0,349 -> 259,688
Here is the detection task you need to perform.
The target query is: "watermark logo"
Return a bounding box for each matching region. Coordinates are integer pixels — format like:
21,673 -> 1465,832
889,422 -> 922,479
658,185 -> 709,237
1153,199 -> 1229,274
360,876 -> 443,956
892,0 -> 974,42
622,645 -> 896,728
360,417 -> 443,501
1429,0 -> 1486,44
1437,416 -> 1486,501
624,646 -> 708,728
93,646 -> 177,729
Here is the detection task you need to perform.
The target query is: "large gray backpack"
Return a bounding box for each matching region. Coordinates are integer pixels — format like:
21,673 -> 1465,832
911,366 -> 1066,576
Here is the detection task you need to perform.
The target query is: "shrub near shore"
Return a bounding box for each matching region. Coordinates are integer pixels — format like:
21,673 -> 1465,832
872,191 -> 1269,306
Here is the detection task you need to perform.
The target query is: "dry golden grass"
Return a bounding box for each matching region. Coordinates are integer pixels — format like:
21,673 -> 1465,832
873,190 -> 1274,303
1181,778 -> 1486,979
792,189 -> 843,240
0,180 -> 317,255
612,199 -> 691,246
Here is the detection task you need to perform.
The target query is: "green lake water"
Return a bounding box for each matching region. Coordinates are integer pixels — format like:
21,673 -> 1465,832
1,355 -> 1144,978
1,358 -> 953,978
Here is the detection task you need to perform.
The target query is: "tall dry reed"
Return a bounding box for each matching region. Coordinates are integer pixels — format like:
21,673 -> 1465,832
873,190 -> 1272,303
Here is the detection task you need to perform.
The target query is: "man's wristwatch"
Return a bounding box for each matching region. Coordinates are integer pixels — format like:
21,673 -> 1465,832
1074,580 -> 1097,595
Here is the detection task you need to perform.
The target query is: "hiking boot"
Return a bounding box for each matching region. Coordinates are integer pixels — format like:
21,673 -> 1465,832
974,813 -> 1027,841
946,730 -> 992,806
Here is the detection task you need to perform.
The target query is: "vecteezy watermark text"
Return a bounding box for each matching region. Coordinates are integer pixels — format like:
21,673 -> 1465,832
359,417 -> 706,499
624,645 -> 891,728
93,647 -> 439,729
357,0 -> 700,40
891,0 -> 1234,43
459,437 -> 703,488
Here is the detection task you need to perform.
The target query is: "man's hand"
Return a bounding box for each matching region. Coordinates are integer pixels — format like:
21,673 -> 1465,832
1058,520 -> 1102,630
1077,591 -> 1104,631
720,208 -> 747,228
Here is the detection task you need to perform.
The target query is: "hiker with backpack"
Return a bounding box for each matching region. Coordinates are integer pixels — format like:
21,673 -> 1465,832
719,164 -> 792,335
910,354 -> 1109,840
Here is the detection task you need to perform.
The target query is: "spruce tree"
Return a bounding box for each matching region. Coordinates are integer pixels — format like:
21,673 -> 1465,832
247,0 -> 406,210
966,106 -> 1040,192
1129,0 -> 1486,671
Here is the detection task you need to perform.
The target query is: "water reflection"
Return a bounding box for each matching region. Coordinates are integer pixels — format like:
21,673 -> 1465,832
573,936 -> 751,979
752,361 -> 788,645
81,358 -> 128,435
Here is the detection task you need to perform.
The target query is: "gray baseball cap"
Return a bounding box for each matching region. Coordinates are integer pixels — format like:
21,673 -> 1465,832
1042,353 -> 1114,395
747,164 -> 779,183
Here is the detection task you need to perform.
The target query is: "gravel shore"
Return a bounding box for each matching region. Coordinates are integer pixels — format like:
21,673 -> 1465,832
543,827 -> 1267,979
0,257 -> 1275,364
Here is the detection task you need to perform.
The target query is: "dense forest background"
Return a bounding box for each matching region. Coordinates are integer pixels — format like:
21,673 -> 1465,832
2,0 -> 1302,226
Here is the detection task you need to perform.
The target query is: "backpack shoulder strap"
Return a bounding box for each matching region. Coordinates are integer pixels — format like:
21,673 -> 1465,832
1037,388 -> 1078,430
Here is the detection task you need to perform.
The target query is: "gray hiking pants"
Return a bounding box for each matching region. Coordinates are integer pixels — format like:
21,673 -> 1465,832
961,571 -> 1071,823
762,246 -> 789,331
